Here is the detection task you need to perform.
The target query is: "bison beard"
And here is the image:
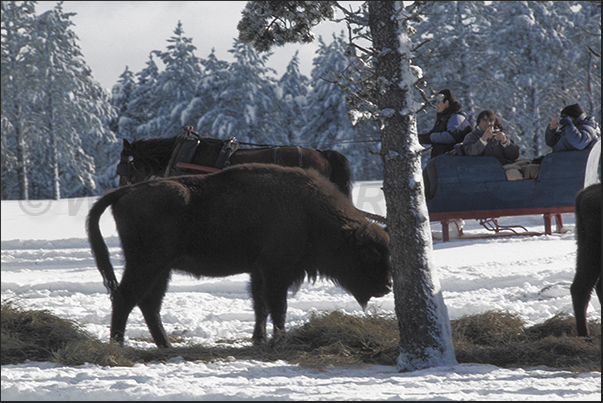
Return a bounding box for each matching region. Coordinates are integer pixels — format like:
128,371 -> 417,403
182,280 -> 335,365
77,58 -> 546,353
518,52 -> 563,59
87,164 -> 392,347
571,183 -> 601,337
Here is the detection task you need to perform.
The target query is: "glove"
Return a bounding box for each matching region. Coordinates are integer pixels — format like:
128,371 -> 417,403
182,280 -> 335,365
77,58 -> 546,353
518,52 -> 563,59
558,115 -> 571,126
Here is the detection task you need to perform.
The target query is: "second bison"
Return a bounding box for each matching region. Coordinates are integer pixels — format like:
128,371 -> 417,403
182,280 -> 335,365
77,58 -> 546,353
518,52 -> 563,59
87,164 -> 392,347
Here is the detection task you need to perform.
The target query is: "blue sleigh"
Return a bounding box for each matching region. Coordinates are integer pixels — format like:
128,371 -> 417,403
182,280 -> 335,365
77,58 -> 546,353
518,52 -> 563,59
426,139 -> 601,241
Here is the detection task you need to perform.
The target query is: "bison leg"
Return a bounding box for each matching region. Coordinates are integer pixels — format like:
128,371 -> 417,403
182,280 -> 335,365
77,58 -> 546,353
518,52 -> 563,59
110,287 -> 137,345
261,270 -> 295,342
110,263 -> 168,345
570,264 -> 600,337
250,271 -> 269,344
265,283 -> 289,340
138,270 -> 171,348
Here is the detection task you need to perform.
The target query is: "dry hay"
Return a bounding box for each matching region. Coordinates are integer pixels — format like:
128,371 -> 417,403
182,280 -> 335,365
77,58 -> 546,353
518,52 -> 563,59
2,301 -> 600,372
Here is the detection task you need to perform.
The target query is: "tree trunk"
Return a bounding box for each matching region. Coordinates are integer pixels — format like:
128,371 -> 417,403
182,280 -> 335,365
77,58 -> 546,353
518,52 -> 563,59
15,120 -> 29,200
368,1 -> 456,372
49,90 -> 61,200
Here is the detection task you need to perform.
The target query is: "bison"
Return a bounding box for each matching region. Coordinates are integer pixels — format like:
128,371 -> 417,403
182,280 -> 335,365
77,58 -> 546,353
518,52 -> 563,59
571,182 -> 601,337
87,164 -> 392,347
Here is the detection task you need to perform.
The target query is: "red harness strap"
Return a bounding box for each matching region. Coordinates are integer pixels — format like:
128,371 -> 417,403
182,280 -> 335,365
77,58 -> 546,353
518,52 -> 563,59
175,161 -> 222,173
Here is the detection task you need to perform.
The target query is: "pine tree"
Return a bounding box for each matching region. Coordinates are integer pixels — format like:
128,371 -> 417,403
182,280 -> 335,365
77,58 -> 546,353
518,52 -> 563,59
303,34 -> 353,150
562,1 -> 601,121
28,3 -> 116,198
126,55 -> 159,140
1,0 -> 37,199
2,1 -> 116,199
110,66 -> 137,139
181,49 -> 230,133
197,39 -> 278,144
303,32 -> 381,179
275,51 -> 309,144
136,21 -> 203,139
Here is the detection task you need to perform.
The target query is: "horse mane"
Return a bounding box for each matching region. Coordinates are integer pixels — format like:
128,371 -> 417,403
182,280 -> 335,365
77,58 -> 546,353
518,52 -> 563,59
129,137 -> 179,167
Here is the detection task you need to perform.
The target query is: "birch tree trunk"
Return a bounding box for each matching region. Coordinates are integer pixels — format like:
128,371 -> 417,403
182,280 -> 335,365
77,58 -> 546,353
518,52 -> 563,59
367,1 -> 457,372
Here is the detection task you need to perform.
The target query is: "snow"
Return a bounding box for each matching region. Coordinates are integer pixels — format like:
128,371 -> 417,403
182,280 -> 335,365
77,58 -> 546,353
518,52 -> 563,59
1,181 -> 601,400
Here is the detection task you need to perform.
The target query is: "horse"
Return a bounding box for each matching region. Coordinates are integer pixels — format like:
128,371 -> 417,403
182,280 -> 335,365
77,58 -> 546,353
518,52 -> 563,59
88,164 -> 391,347
116,134 -> 353,198
571,182 -> 601,337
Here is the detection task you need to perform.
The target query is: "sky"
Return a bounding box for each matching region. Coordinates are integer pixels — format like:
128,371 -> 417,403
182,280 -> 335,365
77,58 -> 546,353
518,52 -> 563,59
35,1 -> 363,91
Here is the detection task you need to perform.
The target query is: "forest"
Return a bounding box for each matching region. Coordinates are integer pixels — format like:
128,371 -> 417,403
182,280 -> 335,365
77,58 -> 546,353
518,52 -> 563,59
1,1 -> 601,200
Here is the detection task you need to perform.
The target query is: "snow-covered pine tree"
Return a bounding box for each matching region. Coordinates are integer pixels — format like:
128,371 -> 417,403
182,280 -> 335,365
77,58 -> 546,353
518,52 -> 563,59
275,51 -> 309,145
136,21 -> 202,139
180,49 -> 230,134
238,0 -> 457,372
28,3 -> 116,199
110,67 -> 138,140
1,0 -> 37,200
303,33 -> 354,151
197,39 -> 279,144
561,1 -> 601,121
126,55 -> 159,141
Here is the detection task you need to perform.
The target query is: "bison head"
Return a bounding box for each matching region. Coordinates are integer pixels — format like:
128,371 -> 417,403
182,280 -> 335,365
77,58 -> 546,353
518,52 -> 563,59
339,223 -> 392,308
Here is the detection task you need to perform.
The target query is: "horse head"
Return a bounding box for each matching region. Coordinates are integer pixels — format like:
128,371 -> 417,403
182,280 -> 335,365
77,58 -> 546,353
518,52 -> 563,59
117,138 -> 172,186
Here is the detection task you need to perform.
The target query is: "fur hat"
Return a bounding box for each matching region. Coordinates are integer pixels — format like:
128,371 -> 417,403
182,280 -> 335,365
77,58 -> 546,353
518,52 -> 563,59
561,103 -> 584,119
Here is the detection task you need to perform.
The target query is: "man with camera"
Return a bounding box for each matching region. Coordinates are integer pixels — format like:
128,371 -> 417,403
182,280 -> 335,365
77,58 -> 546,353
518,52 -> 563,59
462,110 -> 522,180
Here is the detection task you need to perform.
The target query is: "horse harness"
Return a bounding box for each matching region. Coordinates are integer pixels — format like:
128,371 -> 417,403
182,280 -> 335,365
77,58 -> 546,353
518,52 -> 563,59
164,127 -> 239,177
119,127 -> 307,184
166,127 -> 304,176
273,146 -> 303,167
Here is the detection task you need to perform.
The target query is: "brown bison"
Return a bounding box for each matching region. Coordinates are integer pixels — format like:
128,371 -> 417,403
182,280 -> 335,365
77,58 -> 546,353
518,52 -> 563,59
87,164 -> 392,347
571,183 -> 601,337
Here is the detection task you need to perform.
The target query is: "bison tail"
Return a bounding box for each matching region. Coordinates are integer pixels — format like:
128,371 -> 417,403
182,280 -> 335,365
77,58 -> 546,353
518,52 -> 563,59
320,149 -> 353,198
86,187 -> 131,298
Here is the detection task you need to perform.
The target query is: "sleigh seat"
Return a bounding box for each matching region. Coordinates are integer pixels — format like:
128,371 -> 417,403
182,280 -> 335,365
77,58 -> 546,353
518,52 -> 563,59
426,139 -> 601,241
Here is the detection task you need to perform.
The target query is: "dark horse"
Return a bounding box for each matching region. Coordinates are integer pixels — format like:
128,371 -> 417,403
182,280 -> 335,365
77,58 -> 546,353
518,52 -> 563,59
571,183 -> 601,337
116,135 -> 353,198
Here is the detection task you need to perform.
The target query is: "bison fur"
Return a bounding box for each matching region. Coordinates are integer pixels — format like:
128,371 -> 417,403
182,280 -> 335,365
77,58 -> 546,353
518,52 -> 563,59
87,164 -> 392,347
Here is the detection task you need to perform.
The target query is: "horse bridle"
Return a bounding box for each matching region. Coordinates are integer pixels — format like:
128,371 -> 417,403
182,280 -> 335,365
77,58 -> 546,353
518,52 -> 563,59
116,155 -> 157,185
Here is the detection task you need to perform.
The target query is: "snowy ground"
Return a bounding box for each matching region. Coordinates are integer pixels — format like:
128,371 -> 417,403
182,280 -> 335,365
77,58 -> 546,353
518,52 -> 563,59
1,181 -> 601,400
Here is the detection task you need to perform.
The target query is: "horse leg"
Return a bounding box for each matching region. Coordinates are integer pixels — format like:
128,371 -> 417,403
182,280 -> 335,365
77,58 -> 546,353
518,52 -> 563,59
110,262 -> 164,345
570,262 -> 599,337
137,270 -> 171,348
250,270 -> 269,344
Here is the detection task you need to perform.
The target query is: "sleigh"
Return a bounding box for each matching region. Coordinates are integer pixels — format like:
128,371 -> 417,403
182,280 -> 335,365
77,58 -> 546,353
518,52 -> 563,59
426,139 -> 601,241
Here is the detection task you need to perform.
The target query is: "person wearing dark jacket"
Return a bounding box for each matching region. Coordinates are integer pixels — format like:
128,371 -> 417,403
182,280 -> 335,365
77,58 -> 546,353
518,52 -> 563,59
419,89 -> 473,158
463,110 -> 523,180
463,111 -> 520,164
545,103 -> 600,152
